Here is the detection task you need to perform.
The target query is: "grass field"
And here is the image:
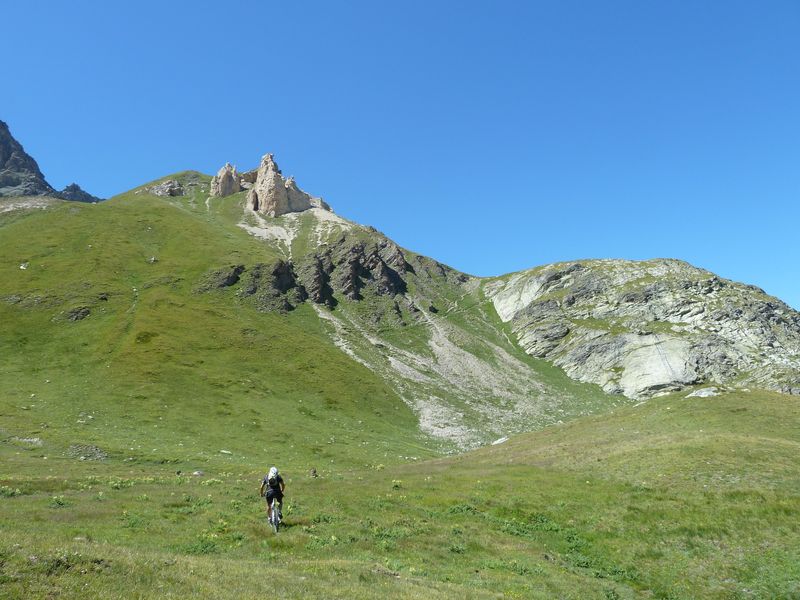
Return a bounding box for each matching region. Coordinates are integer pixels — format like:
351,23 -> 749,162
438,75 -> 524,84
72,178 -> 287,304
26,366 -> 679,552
2,390 -> 799,598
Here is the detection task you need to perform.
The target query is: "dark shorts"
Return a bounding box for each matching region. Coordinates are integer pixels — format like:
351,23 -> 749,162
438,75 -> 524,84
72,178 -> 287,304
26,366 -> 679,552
265,488 -> 283,504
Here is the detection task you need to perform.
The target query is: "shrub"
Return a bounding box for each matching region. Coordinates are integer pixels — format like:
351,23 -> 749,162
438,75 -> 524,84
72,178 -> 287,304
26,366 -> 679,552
0,486 -> 22,498
49,495 -> 68,508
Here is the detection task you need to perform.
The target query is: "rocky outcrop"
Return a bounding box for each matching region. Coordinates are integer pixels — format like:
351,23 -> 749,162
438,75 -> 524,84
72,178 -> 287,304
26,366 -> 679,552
241,154 -> 330,217
210,152 -> 331,216
295,254 -> 336,307
485,259 -> 800,398
238,261 -> 307,312
299,237 -> 408,302
147,180 -> 184,197
196,233 -> 416,313
209,163 -> 241,197
58,183 -> 102,203
194,265 -> 245,293
240,169 -> 258,189
0,120 -> 56,197
0,120 -> 103,201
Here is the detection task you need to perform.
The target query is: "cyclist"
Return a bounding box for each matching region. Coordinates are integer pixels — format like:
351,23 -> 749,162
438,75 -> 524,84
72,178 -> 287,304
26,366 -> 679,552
259,466 -> 285,523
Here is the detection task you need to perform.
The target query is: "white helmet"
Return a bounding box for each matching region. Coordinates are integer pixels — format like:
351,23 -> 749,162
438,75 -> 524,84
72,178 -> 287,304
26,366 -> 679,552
268,466 -> 278,479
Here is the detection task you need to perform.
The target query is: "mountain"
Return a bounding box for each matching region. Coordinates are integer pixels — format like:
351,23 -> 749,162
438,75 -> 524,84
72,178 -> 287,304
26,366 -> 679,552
3,151 -> 799,453
3,152 -> 800,598
0,120 -> 102,202
0,120 -> 54,197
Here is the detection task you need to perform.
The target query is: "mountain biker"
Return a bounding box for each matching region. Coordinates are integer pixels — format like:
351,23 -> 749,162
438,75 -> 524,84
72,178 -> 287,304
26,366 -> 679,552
259,466 -> 285,523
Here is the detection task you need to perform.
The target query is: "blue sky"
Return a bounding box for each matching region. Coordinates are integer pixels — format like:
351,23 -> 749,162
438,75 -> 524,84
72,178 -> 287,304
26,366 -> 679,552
4,1 -> 799,307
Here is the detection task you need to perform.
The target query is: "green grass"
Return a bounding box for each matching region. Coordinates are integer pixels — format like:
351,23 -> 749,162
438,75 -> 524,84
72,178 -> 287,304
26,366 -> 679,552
2,390 -> 799,598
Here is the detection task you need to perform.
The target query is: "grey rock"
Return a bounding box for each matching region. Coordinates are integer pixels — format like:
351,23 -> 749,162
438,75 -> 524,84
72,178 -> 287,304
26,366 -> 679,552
147,180 -> 184,197
295,253 -> 336,307
67,444 -> 107,460
197,234 -> 413,312
58,183 -> 102,202
686,387 -> 720,398
486,259 -> 800,398
238,261 -> 307,312
195,265 -> 245,292
67,306 -> 91,321
0,120 -> 56,197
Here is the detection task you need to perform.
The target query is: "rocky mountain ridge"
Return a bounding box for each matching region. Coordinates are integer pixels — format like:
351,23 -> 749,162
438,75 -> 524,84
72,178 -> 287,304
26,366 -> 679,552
197,232 -> 420,313
485,259 -> 800,398
0,120 -> 102,202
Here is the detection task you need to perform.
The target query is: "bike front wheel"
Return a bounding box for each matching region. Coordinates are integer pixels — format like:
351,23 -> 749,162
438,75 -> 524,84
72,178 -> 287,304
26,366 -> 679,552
271,500 -> 281,533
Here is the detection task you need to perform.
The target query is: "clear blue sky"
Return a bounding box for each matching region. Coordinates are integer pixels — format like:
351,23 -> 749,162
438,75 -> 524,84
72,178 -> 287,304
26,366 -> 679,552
4,1 -> 799,308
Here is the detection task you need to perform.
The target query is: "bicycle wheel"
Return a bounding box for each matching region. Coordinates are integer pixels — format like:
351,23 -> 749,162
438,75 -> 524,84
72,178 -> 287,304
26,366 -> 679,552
271,499 -> 280,533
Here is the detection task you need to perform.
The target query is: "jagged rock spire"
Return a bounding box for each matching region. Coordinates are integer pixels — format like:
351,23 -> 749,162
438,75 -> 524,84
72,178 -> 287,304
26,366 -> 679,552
209,152 -> 330,217
210,163 -> 241,197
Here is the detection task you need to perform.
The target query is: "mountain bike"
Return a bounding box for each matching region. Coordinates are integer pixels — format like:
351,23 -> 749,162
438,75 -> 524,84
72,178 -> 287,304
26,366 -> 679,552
269,498 -> 282,533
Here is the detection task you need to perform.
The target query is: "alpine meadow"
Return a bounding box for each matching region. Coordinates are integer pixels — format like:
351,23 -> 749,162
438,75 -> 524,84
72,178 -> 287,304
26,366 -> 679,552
2,118 -> 800,598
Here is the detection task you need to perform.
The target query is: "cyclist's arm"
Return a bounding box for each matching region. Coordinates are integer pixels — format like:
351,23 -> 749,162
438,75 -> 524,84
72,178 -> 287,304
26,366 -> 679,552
280,480 -> 286,493
259,481 -> 266,496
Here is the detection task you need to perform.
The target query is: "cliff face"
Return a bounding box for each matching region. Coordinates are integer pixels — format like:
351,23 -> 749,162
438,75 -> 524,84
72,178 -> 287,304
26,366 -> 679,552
485,259 -> 800,398
209,163 -> 240,197
0,120 -> 55,197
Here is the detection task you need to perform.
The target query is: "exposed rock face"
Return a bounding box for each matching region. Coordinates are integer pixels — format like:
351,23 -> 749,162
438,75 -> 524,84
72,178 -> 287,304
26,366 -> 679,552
0,120 -> 103,201
197,234 -> 413,312
485,259 -> 800,398
245,154 -> 330,217
194,264 -> 245,293
0,120 -> 56,197
295,254 -> 336,307
147,179 -> 184,197
58,183 -> 102,203
239,169 -> 258,190
67,306 -> 91,321
238,261 -> 307,312
209,163 -> 241,197
300,237 -> 408,302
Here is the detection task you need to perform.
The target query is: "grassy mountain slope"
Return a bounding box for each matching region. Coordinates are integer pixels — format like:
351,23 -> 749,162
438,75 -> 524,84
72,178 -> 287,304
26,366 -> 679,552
2,172 -> 799,598
1,177 -> 433,474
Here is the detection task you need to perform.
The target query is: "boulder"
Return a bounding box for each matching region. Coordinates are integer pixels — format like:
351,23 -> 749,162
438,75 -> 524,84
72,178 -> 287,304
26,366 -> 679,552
147,180 -> 183,197
687,387 -> 720,398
